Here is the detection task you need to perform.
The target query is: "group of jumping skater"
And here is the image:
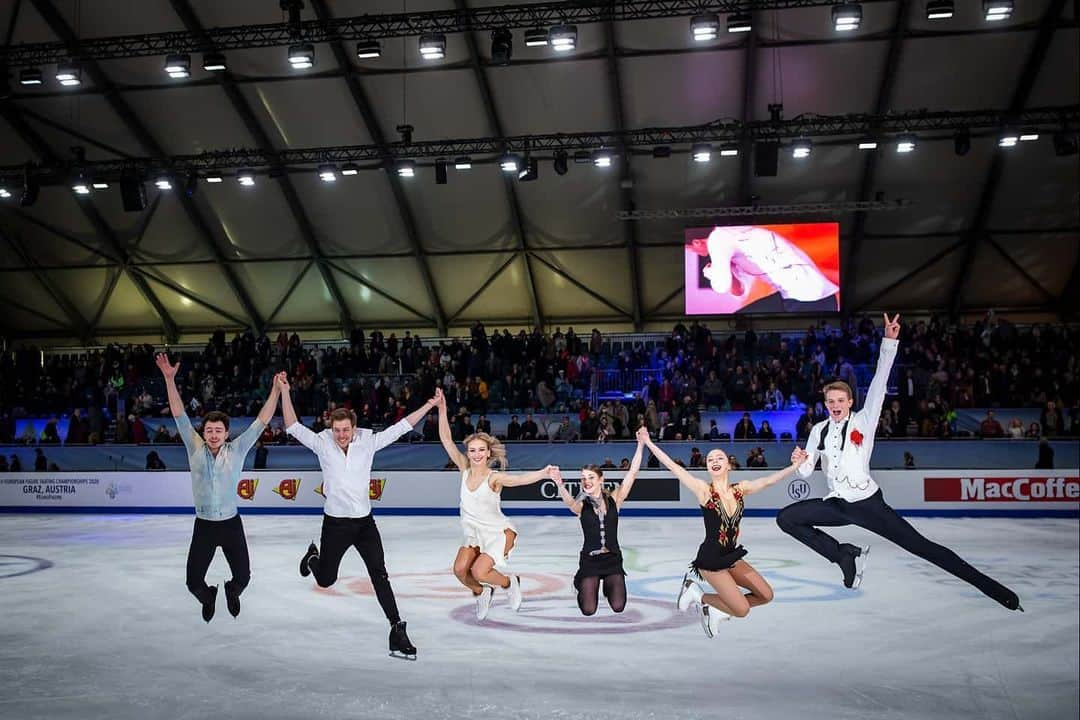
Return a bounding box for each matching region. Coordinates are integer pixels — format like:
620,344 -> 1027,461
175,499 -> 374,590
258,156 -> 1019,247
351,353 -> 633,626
156,312 -> 1021,661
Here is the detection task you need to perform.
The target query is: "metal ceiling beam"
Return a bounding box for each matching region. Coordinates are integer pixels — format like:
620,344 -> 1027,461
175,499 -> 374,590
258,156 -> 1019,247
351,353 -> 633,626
456,0 -> 543,330
11,20 -> 1076,102
842,0 -> 909,316
308,0 -> 447,335
947,0 -> 1067,317
448,254 -> 519,322
984,235 -> 1057,304
603,17 -> 644,330
528,252 -> 632,318
0,100 -> 180,342
0,224 -> 90,340
5,0 -> 905,67
87,194 -> 161,335
30,0 -> 265,336
6,106 -> 1074,183
854,238 -> 967,313
168,0 -> 351,333
324,259 -> 436,324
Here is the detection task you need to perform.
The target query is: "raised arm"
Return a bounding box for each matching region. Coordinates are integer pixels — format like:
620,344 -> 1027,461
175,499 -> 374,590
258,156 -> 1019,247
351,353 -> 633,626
403,394 -> 438,429
155,353 -> 183,418
736,448 -> 808,497
255,379 -> 282,426
613,431 -> 647,507
494,464 -> 556,489
550,466 -> 583,515
278,373 -> 320,450
641,431 -> 709,501
859,313 -> 900,427
435,389 -> 467,470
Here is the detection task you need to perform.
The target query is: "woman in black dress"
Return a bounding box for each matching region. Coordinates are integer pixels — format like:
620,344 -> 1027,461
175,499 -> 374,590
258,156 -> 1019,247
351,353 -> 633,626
642,432 -> 807,637
551,434 -> 645,615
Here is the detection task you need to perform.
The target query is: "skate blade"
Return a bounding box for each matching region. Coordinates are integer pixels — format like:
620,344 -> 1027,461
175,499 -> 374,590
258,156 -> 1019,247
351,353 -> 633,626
388,651 -> 417,661
853,546 -> 870,589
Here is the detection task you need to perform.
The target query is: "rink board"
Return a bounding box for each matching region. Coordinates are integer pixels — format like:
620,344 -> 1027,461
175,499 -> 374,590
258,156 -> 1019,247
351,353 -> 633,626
1,469 -> 1076,516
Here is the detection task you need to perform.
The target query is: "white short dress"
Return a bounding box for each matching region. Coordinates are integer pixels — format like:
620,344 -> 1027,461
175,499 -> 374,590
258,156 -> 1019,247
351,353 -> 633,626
460,469 -> 517,570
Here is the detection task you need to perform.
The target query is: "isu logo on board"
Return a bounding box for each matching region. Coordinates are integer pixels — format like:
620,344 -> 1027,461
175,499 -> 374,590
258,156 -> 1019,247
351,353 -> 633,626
273,478 -> 300,500
924,476 -> 1079,502
236,478 -> 259,500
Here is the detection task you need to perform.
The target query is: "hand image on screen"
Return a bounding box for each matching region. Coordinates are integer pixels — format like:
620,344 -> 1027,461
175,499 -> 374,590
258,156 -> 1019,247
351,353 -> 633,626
689,226 -> 839,303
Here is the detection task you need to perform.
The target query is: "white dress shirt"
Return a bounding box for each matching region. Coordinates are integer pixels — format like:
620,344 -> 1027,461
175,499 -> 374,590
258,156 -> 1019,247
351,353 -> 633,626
797,337 -> 898,502
287,419 -> 412,517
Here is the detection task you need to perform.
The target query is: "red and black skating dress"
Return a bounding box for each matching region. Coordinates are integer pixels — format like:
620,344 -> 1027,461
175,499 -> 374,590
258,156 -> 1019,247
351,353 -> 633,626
690,485 -> 747,578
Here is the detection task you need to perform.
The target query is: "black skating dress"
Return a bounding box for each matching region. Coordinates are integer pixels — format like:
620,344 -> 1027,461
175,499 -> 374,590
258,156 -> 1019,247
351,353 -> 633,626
572,494 -> 626,589
690,485 -> 747,578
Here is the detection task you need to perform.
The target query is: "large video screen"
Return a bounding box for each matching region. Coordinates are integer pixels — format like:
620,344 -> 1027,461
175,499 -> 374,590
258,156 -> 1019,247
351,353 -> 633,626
684,223 -> 840,314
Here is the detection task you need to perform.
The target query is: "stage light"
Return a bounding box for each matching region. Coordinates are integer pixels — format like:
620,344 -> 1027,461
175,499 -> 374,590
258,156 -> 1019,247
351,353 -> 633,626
356,40 -> 381,59
524,28 -> 549,47
727,13 -> 752,33
318,164 -> 338,182
549,25 -> 577,52
341,164 -> 360,176
396,160 -> 416,178
983,0 -> 1013,20
792,138 -> 812,158
55,62 -> 81,86
518,158 -> 538,181
71,175 -> 91,195
832,4 -> 862,31
491,28 -> 513,65
926,0 -> 954,19
419,33 -> 446,60
288,43 -> 315,69
20,68 -> 43,85
692,143 -> 712,162
205,173 -> 223,183
454,157 -> 472,170
154,174 -> 173,190
203,52 -> 227,72
553,151 -> 568,175
237,169 -> 256,186
998,130 -> 1019,148
691,14 -> 719,41
858,138 -> 878,150
896,135 -> 917,153
953,128 -> 971,156
500,154 -> 521,173
92,180 -> 109,189
164,53 -> 190,79
1019,132 -> 1039,142
719,143 -> 739,157
592,149 -> 613,167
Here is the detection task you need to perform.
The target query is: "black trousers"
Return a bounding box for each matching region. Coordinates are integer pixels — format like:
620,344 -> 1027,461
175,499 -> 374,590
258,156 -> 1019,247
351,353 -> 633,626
776,490 -> 1018,607
186,515 -> 250,605
311,514 -> 401,625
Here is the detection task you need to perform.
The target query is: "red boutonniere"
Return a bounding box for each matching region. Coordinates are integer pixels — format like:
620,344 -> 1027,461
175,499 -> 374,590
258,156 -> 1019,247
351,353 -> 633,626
850,429 -> 864,447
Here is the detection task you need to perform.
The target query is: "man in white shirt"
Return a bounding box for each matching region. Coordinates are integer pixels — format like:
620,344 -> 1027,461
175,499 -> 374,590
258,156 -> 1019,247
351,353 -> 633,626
277,373 -> 438,659
776,315 -> 1021,611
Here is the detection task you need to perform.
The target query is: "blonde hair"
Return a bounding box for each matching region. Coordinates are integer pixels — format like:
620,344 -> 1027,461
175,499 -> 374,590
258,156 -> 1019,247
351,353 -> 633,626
821,381 -> 854,400
463,432 -> 508,469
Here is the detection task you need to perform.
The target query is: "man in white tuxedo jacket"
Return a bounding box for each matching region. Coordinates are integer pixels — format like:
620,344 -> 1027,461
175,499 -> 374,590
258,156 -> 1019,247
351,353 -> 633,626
776,314 -> 1021,611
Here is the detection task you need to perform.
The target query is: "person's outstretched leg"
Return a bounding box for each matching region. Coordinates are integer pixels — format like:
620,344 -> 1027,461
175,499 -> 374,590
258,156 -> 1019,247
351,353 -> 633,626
846,493 -> 1021,610
776,498 -> 865,585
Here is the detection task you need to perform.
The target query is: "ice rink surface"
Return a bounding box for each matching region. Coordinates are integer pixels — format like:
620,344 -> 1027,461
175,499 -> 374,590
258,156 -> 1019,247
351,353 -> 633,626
1,513 -> 1076,720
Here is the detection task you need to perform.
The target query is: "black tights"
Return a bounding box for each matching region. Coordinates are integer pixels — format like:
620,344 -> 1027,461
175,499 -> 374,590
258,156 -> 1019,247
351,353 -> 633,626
577,574 -> 627,616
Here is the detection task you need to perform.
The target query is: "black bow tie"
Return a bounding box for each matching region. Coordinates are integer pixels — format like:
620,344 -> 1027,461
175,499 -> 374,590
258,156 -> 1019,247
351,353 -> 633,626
818,419 -> 849,452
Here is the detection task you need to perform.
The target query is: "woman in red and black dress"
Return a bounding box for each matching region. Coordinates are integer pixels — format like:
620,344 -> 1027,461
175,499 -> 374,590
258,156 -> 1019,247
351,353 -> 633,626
641,431 -> 807,637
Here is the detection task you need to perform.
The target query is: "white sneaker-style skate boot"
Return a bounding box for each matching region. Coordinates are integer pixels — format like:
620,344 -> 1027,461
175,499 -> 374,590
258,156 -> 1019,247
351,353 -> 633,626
676,573 -> 703,611
476,585 -> 495,621
507,575 -> 523,612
